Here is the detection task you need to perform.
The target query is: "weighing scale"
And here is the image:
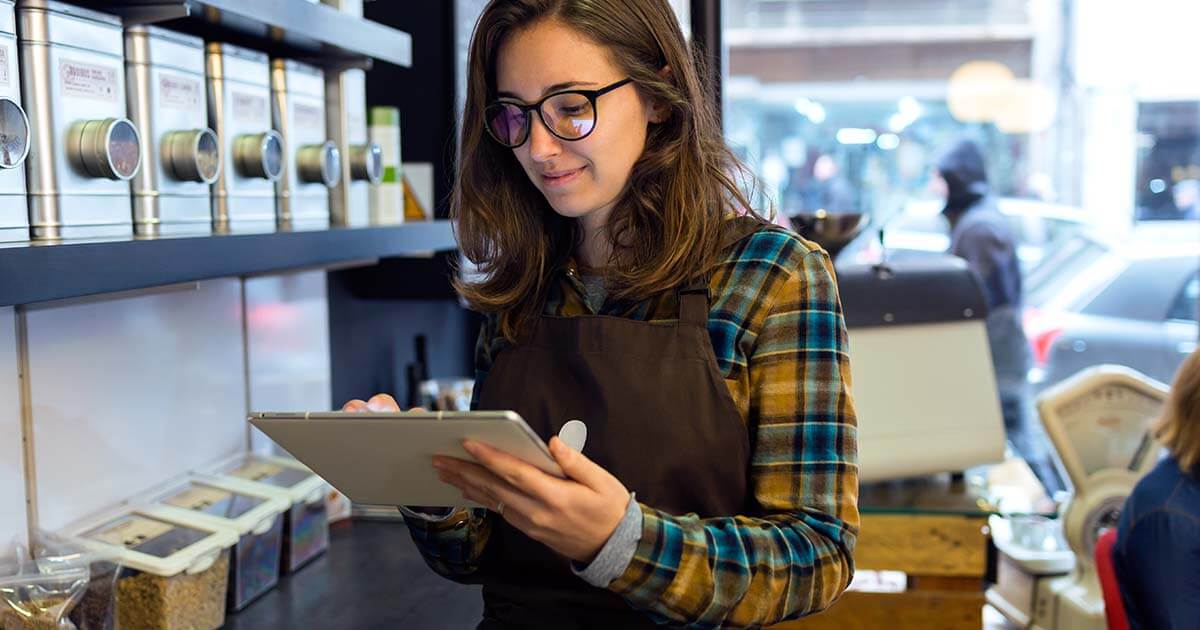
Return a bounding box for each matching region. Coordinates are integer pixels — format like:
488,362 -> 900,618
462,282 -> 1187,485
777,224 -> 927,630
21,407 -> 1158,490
987,365 -> 1167,629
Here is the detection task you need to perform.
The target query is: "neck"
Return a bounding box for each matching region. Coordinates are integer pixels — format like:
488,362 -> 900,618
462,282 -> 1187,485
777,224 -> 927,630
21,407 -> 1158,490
577,206 -> 614,270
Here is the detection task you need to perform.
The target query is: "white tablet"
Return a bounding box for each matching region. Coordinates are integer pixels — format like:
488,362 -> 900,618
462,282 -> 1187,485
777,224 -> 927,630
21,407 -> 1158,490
248,410 -> 563,507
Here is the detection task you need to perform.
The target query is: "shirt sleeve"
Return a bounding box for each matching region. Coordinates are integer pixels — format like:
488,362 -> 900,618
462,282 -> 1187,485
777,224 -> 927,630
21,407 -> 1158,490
572,492 -> 643,587
606,249 -> 860,626
403,316 -> 499,583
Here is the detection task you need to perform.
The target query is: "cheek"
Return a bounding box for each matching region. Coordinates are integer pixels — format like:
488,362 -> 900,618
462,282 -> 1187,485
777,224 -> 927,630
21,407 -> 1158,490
583,111 -> 648,179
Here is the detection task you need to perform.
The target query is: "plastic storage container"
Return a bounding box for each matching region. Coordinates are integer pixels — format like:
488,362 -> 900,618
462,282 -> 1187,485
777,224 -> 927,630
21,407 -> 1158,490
62,505 -> 237,630
144,475 -> 289,612
205,453 -> 329,573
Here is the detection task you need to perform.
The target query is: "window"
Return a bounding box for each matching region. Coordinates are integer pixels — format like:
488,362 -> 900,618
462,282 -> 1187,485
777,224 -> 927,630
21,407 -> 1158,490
724,0 -> 1200,397
1169,273 -> 1200,323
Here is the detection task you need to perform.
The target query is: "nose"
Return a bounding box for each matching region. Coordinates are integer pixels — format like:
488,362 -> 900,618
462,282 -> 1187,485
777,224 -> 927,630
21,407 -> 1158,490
527,112 -> 562,163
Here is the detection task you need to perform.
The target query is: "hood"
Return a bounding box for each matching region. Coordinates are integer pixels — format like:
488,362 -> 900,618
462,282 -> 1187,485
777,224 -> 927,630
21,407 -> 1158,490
938,139 -> 990,217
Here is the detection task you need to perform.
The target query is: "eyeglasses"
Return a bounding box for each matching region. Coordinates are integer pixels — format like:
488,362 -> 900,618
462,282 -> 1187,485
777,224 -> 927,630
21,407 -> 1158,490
484,78 -> 634,148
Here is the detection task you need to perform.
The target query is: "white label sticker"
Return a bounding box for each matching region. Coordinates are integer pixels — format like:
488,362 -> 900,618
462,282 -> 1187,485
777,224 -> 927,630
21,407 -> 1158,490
59,59 -> 118,101
165,485 -> 233,512
294,102 -> 324,131
228,461 -> 284,481
159,73 -> 202,111
231,90 -> 267,123
347,110 -> 365,134
86,515 -> 175,548
0,47 -> 10,86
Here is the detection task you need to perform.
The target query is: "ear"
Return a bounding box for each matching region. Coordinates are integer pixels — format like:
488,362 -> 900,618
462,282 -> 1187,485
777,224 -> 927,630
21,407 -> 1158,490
647,65 -> 673,124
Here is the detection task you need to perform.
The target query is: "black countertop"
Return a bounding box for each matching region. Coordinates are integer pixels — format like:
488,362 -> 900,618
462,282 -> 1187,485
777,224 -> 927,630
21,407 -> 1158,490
225,519 -> 483,629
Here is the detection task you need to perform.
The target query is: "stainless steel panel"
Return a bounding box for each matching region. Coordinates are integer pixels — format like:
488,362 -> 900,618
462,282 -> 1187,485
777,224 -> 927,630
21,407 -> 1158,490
17,2 -> 123,55
272,58 -> 333,230
325,67 -> 371,227
19,1 -> 137,240
126,26 -> 213,236
0,306 -> 26,545
26,279 -> 247,531
0,4 -> 30,242
244,271 -> 331,455
0,0 -> 14,35
96,0 -> 411,68
207,42 -> 277,233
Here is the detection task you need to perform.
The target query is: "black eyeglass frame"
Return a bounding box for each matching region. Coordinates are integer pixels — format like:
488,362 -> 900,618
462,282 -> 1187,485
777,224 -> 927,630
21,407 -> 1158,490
484,77 -> 635,148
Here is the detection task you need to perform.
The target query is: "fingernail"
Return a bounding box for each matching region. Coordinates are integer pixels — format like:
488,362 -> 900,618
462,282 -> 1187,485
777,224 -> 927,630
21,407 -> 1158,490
461,440 -> 478,453
432,458 -> 446,470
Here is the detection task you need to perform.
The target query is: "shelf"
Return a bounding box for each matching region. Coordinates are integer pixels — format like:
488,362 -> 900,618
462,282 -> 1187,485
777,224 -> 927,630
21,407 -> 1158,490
0,221 -> 455,307
73,0 -> 412,68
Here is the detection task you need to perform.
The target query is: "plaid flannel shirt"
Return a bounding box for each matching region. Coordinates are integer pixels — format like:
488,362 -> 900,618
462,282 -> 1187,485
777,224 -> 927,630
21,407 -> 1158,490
405,222 -> 860,627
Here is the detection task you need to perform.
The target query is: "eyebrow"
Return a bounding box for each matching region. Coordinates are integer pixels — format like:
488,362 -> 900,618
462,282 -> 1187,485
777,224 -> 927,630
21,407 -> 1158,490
496,80 -> 599,101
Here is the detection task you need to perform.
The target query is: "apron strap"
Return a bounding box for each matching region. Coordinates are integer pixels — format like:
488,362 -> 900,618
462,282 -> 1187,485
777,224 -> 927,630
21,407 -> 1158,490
678,278 -> 710,327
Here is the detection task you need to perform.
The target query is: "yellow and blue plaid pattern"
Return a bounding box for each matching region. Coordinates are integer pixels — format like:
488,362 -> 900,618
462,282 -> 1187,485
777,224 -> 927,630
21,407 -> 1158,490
407,224 -> 860,627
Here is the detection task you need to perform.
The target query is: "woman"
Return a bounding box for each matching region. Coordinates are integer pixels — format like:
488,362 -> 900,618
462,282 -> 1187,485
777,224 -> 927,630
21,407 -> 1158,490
344,0 -> 859,626
1114,348 -> 1200,629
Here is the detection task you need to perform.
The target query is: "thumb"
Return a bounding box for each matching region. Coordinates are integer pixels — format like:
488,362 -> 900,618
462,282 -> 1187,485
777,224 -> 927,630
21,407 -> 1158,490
549,436 -> 609,489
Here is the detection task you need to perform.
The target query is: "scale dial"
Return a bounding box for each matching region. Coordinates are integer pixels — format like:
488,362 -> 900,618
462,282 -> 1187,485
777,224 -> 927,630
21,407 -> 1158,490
1038,365 -> 1168,490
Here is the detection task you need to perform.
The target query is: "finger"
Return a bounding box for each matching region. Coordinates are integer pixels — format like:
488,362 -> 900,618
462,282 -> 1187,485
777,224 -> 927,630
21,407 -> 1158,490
366,393 -> 401,412
461,440 -> 563,499
341,399 -> 368,412
439,466 -> 539,522
548,437 -> 614,490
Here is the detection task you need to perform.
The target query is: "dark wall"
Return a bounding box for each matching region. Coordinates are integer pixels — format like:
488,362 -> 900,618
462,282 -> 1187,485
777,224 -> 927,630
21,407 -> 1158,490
364,1 -> 458,220
330,2 -> 478,408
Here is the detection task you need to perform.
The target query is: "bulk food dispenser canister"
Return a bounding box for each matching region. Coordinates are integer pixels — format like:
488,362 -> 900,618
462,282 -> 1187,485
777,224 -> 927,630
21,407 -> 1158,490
325,66 -> 380,227
125,25 -> 219,237
271,58 -> 338,230
206,42 -> 280,233
18,0 -> 141,240
0,0 -> 31,243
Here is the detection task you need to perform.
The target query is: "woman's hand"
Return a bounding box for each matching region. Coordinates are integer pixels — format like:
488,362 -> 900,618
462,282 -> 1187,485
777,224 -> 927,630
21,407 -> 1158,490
341,393 -> 417,413
434,437 -> 630,564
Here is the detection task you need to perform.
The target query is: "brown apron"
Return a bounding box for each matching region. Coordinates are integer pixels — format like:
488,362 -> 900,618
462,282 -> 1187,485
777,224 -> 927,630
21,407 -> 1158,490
474,279 -> 751,629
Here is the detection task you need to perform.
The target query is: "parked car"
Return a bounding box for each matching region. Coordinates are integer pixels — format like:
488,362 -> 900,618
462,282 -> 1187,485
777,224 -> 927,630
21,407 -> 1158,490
837,197 -> 1090,275
1023,221 -> 1200,394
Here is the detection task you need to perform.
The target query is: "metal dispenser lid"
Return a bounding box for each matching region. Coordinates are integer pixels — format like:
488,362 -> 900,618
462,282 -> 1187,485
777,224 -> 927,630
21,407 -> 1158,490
0,97 -> 30,169
350,142 -> 382,184
162,128 -> 220,184
297,140 -> 340,187
233,130 -> 283,181
70,117 -> 141,180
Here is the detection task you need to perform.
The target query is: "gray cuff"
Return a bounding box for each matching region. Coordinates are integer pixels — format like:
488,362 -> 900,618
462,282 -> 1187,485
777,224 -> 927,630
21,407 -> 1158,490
398,506 -> 459,522
571,493 -> 642,588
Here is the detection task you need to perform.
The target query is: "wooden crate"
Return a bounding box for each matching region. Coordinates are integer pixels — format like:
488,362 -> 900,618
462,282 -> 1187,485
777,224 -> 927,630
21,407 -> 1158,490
770,512 -> 989,629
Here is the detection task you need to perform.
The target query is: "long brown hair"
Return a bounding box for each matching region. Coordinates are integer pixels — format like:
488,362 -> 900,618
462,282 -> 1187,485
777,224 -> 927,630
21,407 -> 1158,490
453,0 -> 767,341
1154,348 -> 1200,474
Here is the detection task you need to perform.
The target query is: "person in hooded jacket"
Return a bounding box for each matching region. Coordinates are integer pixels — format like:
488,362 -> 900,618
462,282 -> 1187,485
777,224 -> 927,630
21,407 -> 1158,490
935,138 -> 1064,495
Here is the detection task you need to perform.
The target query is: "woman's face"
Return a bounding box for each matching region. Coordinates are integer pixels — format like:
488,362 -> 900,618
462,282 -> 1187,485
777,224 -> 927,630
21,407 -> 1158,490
495,19 -> 659,233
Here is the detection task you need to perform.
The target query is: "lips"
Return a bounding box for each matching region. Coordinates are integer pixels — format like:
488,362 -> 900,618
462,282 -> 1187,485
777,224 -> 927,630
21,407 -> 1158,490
541,166 -> 585,187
